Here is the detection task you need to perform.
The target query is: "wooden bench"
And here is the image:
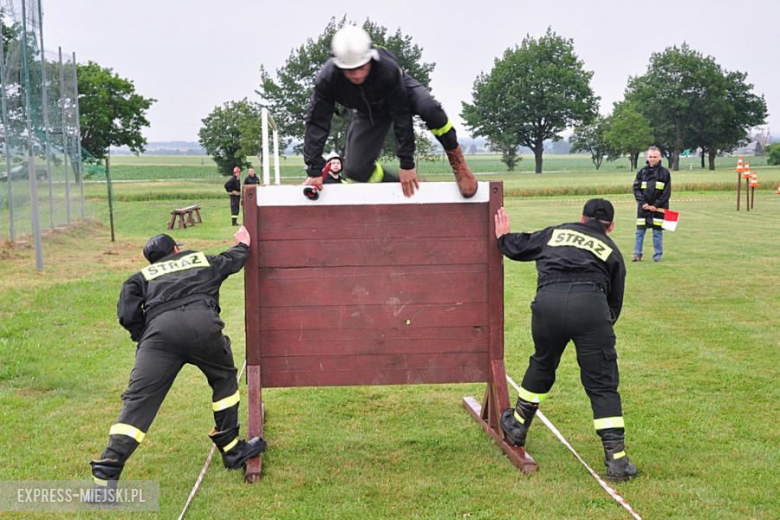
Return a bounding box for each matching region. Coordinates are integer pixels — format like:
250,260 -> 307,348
167,204 -> 202,230
241,182 -> 537,484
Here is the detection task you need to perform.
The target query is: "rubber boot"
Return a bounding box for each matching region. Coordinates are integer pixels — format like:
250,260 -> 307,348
602,431 -> 638,482
499,398 -> 539,447
445,146 -> 477,198
231,217 -> 238,226
87,458 -> 123,504
209,428 -> 267,470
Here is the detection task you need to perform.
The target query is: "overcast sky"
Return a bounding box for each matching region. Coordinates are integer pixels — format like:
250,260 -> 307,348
44,0 -> 779,144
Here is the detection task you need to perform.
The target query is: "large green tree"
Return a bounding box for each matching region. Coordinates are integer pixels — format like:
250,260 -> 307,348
257,17 -> 434,158
77,61 -> 155,161
77,61 -> 155,241
687,70 -> 767,170
569,115 -> 617,170
198,99 -> 261,176
461,28 -> 598,173
605,102 -> 654,170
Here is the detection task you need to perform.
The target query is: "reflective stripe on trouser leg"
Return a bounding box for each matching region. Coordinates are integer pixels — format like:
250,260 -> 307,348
517,386 -> 548,404
594,416 -> 625,431
212,390 -> 240,411
342,163 -> 387,183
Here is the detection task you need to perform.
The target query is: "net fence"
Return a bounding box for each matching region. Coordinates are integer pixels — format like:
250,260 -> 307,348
0,0 -> 100,251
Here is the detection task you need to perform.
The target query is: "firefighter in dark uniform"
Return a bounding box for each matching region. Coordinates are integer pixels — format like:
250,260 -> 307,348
90,228 -> 265,494
244,167 -> 261,186
632,146 -> 671,262
302,25 -> 477,199
495,199 -> 638,482
224,166 -> 241,226
321,153 -> 344,184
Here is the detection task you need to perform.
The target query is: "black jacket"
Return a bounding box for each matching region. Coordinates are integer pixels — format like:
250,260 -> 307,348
225,176 -> 240,195
303,48 -> 414,177
117,245 -> 250,341
244,175 -> 260,185
497,220 -> 626,322
633,162 -> 671,228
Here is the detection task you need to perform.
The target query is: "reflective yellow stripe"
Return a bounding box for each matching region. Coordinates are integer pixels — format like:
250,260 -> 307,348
430,118 -> 453,137
653,219 -> 664,225
641,182 -> 647,189
223,438 -> 239,453
109,423 -> 146,443
93,478 -> 108,487
367,163 -> 384,183
613,450 -> 626,460
513,411 -> 525,424
655,181 -> 665,189
594,416 -> 624,430
518,386 -> 547,404
212,390 -> 240,412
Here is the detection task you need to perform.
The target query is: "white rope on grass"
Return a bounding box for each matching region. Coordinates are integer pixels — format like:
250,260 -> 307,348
178,359 -> 247,520
506,374 -> 643,520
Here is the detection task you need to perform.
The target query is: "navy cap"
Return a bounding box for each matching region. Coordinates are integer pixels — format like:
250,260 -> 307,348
582,198 -> 615,223
143,234 -> 182,263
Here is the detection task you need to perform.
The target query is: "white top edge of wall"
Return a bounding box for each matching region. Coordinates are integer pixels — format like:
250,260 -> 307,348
255,181 -> 491,206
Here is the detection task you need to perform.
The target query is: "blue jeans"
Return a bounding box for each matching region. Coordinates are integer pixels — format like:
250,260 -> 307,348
634,228 -> 663,260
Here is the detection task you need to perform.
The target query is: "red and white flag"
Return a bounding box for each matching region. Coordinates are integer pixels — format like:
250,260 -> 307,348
661,210 -> 679,232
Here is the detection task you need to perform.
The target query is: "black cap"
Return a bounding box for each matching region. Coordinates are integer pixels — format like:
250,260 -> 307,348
143,234 -> 182,263
582,198 -> 615,223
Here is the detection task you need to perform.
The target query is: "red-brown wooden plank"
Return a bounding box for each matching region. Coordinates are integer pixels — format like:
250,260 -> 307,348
258,203 -> 487,240
258,265 -> 488,307
487,181 -> 505,362
259,303 -> 487,331
258,237 -> 486,267
257,326 -> 487,357
262,365 -> 488,388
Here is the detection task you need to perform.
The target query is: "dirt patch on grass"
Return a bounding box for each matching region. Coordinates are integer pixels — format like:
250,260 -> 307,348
0,219 -> 147,291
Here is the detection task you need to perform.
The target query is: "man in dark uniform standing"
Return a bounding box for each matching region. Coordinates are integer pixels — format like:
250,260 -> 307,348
495,199 -> 637,482
302,25 -> 477,199
89,227 -> 265,496
225,166 -> 241,226
244,167 -> 261,186
632,146 -> 671,262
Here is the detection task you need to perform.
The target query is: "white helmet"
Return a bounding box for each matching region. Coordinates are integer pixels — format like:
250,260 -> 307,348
331,25 -> 378,69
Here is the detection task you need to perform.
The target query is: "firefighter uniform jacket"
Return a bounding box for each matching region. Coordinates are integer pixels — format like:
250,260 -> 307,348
498,220 -> 626,322
117,245 -> 250,342
224,175 -> 241,194
633,163 -> 671,230
303,48 -> 413,177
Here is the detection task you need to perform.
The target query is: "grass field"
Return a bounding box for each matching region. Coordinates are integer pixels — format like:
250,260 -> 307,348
1,161 -> 779,518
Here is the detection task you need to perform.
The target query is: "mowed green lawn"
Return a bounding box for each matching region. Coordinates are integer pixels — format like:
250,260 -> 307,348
0,174 -> 778,518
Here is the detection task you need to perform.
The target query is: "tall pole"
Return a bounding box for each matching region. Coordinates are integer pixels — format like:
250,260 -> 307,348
261,108 -> 270,185
71,52 -> 84,218
21,0 -> 43,269
0,30 -> 16,240
57,48 -> 70,222
106,151 -> 115,242
36,0 -> 56,227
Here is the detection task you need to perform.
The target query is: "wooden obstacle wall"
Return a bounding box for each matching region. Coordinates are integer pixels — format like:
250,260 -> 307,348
242,181 -> 536,482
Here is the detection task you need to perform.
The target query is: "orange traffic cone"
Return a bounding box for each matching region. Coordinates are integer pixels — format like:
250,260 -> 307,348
736,156 -> 744,173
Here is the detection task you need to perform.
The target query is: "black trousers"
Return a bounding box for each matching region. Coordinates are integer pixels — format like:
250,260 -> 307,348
100,301 -> 239,463
344,75 -> 458,182
229,195 -> 240,220
520,282 -> 623,429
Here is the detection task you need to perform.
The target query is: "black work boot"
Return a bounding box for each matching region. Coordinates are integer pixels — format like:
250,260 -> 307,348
87,458 -> 123,504
602,432 -> 638,482
231,217 -> 238,226
209,429 -> 266,470
499,398 -> 539,447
